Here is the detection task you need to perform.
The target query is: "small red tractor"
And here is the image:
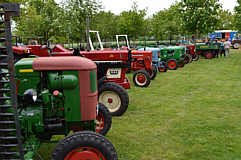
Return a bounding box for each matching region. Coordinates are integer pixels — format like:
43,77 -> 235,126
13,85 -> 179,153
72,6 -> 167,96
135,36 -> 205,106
116,35 -> 157,87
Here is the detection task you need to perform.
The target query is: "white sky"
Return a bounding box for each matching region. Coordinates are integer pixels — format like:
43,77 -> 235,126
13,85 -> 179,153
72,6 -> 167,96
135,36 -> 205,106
101,0 -> 238,16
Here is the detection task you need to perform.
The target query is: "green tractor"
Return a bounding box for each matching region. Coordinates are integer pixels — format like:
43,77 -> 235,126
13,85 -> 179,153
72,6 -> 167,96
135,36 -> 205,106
0,4 -> 117,160
159,46 -> 187,70
195,42 -> 220,59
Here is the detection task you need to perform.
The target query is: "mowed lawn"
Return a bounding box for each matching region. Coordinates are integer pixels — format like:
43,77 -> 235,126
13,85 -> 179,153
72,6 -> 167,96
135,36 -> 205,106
38,49 -> 241,160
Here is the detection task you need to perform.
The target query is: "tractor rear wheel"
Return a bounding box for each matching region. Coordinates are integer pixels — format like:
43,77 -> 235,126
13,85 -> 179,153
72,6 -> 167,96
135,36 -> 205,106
133,70 -> 151,87
96,103 -> 112,136
149,64 -> 157,80
233,43 -> 240,49
51,131 -> 118,160
205,51 -> 213,59
167,59 -> 178,70
98,82 -> 129,116
184,55 -> 189,64
192,53 -> 199,61
178,61 -> 185,68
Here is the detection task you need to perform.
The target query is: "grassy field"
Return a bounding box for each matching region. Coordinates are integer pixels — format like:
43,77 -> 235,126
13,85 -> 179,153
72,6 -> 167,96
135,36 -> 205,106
38,49 -> 241,160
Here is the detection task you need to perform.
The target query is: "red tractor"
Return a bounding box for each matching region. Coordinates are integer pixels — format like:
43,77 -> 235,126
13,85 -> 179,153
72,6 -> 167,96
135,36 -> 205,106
12,40 -> 130,117
116,35 -> 157,87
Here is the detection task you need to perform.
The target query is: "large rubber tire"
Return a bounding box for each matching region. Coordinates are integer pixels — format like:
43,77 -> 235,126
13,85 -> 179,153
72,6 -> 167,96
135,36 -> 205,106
178,60 -> 185,68
233,43 -> 240,49
167,59 -> 178,70
96,103 -> 112,136
98,82 -> 129,116
149,64 -> 157,80
188,54 -> 193,63
184,55 -> 189,64
133,70 -> 151,87
192,53 -> 199,61
205,51 -> 213,59
51,131 -> 118,160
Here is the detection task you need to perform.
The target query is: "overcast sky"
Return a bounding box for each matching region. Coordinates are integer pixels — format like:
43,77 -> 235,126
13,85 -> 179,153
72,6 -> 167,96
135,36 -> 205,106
101,0 -> 238,16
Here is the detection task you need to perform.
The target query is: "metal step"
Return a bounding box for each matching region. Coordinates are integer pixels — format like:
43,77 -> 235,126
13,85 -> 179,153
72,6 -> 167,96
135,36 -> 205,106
0,29 -> 4,34
0,38 -> 6,42
0,144 -> 18,147
0,96 -> 11,100
0,128 -> 16,132
0,104 -> 12,108
0,80 -> 9,83
0,113 -> 14,116
0,88 -> 10,92
0,136 -> 17,140
0,121 -> 15,124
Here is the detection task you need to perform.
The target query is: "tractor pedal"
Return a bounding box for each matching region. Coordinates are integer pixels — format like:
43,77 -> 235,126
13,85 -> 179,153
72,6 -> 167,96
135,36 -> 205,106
0,38 -> 6,42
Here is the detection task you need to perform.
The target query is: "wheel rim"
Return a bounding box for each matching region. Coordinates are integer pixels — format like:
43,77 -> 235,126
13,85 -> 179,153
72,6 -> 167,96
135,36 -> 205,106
96,111 -> 104,133
168,60 -> 176,69
178,62 -> 183,67
99,91 -> 121,113
193,54 -> 198,61
64,147 -> 106,160
158,67 -> 165,72
135,73 -> 147,86
206,52 -> 212,59
185,56 -> 189,64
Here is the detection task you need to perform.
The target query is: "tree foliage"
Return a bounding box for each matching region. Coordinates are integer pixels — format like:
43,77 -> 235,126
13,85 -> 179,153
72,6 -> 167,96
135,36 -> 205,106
179,0 -> 222,36
234,0 -> 241,32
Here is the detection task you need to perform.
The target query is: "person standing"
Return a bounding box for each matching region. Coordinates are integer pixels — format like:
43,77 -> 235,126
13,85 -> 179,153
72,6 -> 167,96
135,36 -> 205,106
223,39 -> 231,56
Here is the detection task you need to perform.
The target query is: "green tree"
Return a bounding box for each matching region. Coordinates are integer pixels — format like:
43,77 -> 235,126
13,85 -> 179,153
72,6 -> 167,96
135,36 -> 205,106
151,2 -> 182,41
234,0 -> 241,32
216,9 -> 235,30
179,0 -> 222,37
117,1 -> 147,39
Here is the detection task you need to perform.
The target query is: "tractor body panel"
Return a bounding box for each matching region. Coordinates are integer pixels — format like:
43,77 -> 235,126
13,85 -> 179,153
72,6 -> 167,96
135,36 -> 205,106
160,46 -> 186,63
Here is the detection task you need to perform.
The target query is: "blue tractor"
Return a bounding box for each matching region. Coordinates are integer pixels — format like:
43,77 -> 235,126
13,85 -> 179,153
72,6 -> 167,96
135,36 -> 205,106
138,47 -> 167,72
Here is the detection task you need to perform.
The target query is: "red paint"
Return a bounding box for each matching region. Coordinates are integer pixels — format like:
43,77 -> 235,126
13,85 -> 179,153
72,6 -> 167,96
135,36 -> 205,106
107,98 -> 113,103
16,80 -> 20,94
168,60 -> 176,69
96,111 -> 105,133
137,74 -> 146,84
64,147 -> 105,160
53,90 -> 59,96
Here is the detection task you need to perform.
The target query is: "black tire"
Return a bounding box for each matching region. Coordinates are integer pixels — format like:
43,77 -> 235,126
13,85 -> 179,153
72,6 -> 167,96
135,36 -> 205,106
184,55 -> 189,64
51,131 -> 118,160
178,61 -> 185,68
149,64 -> 157,80
98,82 -> 129,116
167,59 -> 178,70
158,62 -> 167,72
133,70 -> 151,87
188,54 -> 193,63
233,43 -> 240,49
205,51 -> 213,59
96,103 -> 112,136
192,53 -> 199,61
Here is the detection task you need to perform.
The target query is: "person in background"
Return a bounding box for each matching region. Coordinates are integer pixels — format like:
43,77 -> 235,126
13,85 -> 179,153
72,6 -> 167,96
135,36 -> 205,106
223,39 -> 231,56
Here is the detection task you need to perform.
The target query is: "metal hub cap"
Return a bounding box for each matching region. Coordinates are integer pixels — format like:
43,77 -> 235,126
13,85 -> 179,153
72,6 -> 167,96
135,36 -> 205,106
135,74 -> 147,86
64,147 -> 105,160
99,91 -> 121,113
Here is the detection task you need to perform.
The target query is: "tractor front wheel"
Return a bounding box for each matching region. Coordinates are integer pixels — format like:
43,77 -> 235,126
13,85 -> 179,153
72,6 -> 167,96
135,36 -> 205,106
192,53 -> 199,61
167,59 -> 178,70
233,43 -> 240,49
149,64 -> 157,80
133,70 -> 151,87
51,131 -> 118,160
98,82 -> 129,116
205,51 -> 213,59
96,103 -> 112,136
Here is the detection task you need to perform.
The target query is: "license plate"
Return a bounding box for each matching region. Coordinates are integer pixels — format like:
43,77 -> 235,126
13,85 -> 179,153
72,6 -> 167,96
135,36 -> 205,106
106,68 -> 121,78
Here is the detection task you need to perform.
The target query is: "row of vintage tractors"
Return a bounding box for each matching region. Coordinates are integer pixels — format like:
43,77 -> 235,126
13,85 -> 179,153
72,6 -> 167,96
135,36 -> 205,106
0,3 -> 117,160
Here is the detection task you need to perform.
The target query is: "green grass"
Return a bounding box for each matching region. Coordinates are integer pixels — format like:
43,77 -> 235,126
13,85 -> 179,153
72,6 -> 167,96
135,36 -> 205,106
38,50 -> 241,160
